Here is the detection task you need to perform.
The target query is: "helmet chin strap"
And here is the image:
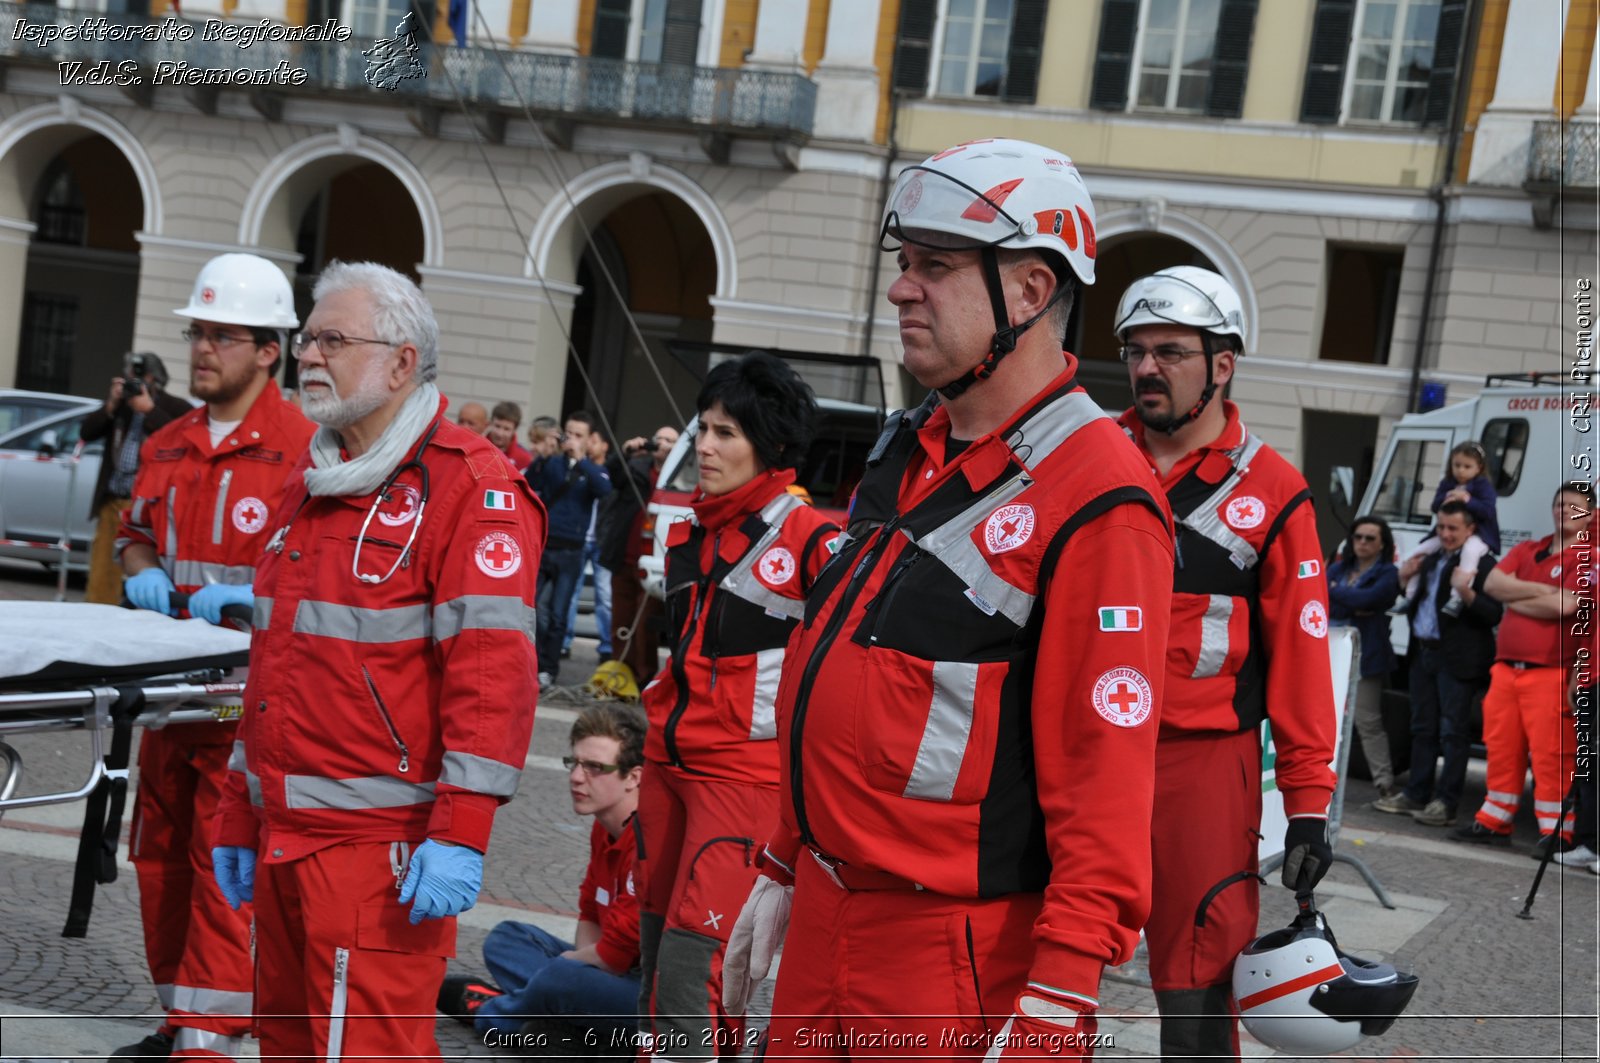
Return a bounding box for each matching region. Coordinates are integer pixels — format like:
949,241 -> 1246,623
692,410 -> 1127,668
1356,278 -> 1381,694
1151,332 -> 1223,435
938,247 -> 1065,400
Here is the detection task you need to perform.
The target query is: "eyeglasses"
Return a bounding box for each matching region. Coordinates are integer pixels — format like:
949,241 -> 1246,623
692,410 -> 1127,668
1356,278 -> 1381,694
181,327 -> 255,349
293,330 -> 397,357
1117,345 -> 1208,365
1351,533 -> 1380,542
562,756 -> 622,777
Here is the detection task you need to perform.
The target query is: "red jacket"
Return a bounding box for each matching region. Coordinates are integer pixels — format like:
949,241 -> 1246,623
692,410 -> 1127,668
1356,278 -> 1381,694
213,402 -> 545,861
1120,402 -> 1337,818
766,365 -> 1173,1007
117,382 -> 313,744
118,381 -> 313,598
580,816 -> 642,974
642,469 -> 838,786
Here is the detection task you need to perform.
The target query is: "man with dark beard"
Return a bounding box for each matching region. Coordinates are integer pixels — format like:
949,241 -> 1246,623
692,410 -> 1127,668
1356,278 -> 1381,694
114,253 -> 313,1060
1114,266 -> 1336,1062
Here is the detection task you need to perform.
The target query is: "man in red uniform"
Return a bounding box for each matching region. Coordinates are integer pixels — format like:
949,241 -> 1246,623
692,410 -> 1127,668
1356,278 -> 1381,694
1460,482 -> 1596,847
722,139 -> 1173,1059
1113,266 -> 1337,1061
209,261 -> 544,1062
114,252 -> 311,1061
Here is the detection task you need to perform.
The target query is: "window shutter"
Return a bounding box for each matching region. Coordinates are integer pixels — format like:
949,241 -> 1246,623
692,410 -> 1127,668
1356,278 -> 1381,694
1299,0 -> 1355,123
893,0 -> 937,95
1089,0 -> 1139,111
592,0 -> 630,59
1423,0 -> 1468,126
1205,0 -> 1258,118
660,0 -> 703,65
1001,0 -> 1049,103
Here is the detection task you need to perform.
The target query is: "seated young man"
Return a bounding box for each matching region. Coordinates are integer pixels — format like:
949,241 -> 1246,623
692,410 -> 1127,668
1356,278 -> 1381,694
440,703 -> 645,1042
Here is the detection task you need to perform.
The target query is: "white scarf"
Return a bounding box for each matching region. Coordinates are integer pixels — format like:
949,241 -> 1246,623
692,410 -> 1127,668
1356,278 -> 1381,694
303,383 -> 440,497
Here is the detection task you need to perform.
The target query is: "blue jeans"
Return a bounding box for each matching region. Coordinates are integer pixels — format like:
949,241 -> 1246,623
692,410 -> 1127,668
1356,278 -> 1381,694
476,921 -> 641,1038
536,545 -> 583,678
1404,643 -> 1483,811
562,542 -> 613,657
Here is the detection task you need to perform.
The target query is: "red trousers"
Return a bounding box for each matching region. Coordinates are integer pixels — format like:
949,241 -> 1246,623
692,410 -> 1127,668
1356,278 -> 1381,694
765,853 -> 1040,1059
252,841 -> 455,1063
1474,663 -> 1576,838
1144,729 -> 1262,993
130,729 -> 252,1057
637,766 -> 776,1057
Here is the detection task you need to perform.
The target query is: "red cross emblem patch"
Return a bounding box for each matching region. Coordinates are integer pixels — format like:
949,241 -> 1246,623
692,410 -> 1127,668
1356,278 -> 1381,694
1092,667 -> 1153,728
200,286 -> 216,304
377,483 -> 421,527
757,546 -> 796,587
1299,599 -> 1329,639
983,503 -> 1035,554
1225,496 -> 1266,530
474,531 -> 522,579
231,496 -> 268,534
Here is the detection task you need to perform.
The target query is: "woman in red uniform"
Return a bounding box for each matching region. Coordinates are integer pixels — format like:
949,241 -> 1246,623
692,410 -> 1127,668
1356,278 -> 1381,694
637,352 -> 839,1058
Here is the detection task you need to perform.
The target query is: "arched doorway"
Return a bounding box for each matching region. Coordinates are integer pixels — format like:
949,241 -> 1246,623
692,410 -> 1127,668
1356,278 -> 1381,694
559,190 -> 716,441
1072,233 -> 1219,410
13,135 -> 143,396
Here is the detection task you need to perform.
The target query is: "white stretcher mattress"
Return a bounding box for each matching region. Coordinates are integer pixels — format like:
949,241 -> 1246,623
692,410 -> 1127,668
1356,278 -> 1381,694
0,602 -> 250,686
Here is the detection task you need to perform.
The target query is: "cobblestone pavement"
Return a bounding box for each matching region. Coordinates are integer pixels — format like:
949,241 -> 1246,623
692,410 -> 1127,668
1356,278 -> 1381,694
1,561 -> 1596,1060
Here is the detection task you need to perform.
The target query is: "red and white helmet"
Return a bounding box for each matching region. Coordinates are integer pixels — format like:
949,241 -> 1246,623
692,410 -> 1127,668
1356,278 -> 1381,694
1233,909 -> 1420,1055
1115,265 -> 1246,351
174,253 -> 299,330
880,138 -> 1098,288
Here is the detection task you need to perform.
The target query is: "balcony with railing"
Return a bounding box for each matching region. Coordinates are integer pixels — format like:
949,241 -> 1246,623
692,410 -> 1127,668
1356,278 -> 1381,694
1527,119 -> 1598,188
0,2 -> 817,145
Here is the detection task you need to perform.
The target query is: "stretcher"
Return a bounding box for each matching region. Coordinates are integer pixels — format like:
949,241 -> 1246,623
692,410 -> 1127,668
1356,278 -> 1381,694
0,601 -> 251,935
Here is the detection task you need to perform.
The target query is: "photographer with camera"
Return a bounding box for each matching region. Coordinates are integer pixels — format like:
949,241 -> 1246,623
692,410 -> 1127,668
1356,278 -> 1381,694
80,351 -> 192,604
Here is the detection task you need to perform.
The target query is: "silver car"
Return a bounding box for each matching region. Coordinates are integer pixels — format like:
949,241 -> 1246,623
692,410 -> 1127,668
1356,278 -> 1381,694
0,399 -> 102,569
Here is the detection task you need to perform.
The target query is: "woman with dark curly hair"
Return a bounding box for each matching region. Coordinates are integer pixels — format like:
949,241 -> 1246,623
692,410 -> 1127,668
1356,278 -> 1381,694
1329,515 -> 1401,796
636,352 -> 840,1057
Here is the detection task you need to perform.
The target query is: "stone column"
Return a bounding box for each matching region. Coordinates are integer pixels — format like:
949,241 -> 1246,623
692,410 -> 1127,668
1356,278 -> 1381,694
523,0 -> 580,54
1467,0 -> 1570,186
744,0 -> 808,70
811,0 -> 883,142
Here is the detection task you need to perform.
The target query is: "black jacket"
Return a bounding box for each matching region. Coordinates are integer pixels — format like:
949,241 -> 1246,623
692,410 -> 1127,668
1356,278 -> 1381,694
1404,548 -> 1502,682
79,389 -> 194,515
597,452 -> 657,572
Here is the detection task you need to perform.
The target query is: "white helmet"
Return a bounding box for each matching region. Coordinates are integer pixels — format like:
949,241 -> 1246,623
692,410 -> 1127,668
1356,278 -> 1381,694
1233,909 -> 1419,1055
1115,265 -> 1246,352
173,253 -> 299,329
881,138 -> 1098,287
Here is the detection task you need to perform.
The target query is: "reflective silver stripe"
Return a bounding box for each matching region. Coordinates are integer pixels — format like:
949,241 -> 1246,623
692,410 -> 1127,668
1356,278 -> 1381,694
749,647 -> 784,740
155,983 -> 175,1011
433,595 -> 537,643
245,768 -> 263,807
439,750 -> 522,797
903,660 -> 980,801
329,947 -> 349,1063
1480,802 -> 1514,823
165,485 -> 178,560
1178,434 -> 1269,566
228,740 -> 247,773
1485,789 -> 1519,803
172,560 -> 256,586
173,1028 -> 243,1055
1000,389 -> 1110,463
293,600 -> 430,643
917,518 -> 1036,629
718,492 -> 807,618
130,497 -> 147,525
253,596 -> 272,630
171,984 -> 252,1017
212,469 -> 233,546
283,774 -> 436,809
1192,595 -> 1234,679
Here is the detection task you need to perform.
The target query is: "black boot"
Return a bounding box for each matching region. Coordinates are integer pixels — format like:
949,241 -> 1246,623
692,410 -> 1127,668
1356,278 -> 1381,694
1155,984 -> 1238,1062
110,1029 -> 174,1061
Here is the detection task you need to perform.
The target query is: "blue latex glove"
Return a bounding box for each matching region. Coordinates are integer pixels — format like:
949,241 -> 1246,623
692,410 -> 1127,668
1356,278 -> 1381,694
189,583 -> 255,625
398,839 -> 483,925
212,846 -> 257,910
125,567 -> 177,615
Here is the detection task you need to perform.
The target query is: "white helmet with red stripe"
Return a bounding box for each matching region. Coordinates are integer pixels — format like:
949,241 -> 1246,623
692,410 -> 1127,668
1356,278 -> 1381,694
1233,908 -> 1419,1054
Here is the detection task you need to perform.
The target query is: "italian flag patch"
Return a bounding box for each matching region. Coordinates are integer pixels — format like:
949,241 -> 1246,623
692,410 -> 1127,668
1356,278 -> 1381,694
484,489 -> 516,511
1098,606 -> 1143,632
1298,560 -> 1320,579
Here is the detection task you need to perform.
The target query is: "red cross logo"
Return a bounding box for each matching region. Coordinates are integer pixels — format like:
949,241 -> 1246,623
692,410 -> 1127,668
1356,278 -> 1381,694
200,286 -> 215,304
474,531 -> 522,578
378,483 -> 421,527
759,546 -> 796,586
1299,600 -> 1328,639
1226,496 -> 1266,530
984,503 -> 1036,554
1093,667 -> 1152,728
231,496 -> 268,534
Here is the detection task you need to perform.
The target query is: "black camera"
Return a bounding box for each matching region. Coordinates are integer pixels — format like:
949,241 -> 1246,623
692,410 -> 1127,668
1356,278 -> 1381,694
124,354 -> 148,397
123,377 -> 145,397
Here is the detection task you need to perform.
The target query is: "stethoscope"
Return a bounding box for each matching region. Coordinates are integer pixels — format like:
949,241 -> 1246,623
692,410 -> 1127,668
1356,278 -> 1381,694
271,419 -> 440,585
